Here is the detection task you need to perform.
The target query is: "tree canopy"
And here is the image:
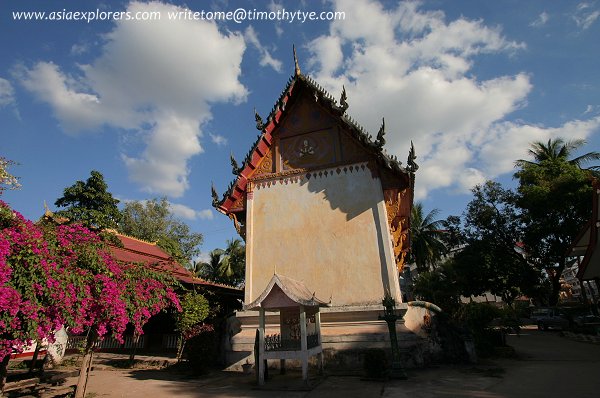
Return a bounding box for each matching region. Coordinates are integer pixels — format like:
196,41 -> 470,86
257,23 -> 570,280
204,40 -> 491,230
413,136 -> 598,307
195,239 -> 245,286
119,197 -> 203,268
0,157 -> 21,193
515,146 -> 595,305
54,170 -> 121,229
409,202 -> 447,272
1,199 -> 180,394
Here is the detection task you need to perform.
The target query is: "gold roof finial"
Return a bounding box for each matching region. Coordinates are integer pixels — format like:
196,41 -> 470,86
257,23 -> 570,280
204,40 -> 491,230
293,45 -> 301,76
43,200 -> 52,217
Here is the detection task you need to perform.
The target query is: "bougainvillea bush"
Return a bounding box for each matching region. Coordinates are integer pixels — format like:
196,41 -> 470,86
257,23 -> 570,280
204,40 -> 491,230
0,201 -> 64,361
1,199 -> 181,394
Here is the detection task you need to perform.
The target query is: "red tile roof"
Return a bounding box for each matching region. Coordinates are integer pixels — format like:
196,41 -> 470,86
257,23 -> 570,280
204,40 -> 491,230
109,233 -> 242,292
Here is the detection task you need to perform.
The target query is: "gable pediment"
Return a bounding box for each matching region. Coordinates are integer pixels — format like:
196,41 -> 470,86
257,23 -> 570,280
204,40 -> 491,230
214,69 -> 412,217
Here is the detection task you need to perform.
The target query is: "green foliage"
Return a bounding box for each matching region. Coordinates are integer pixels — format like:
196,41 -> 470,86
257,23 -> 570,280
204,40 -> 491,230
430,138 -> 597,308
175,291 -> 210,334
119,197 -> 203,268
54,170 -> 122,229
0,157 -> 21,192
413,260 -> 461,314
184,326 -> 218,374
218,239 -> 245,285
409,203 -> 447,272
515,141 -> 595,305
195,239 -> 245,286
194,248 -> 225,280
454,303 -> 503,357
452,239 -> 540,305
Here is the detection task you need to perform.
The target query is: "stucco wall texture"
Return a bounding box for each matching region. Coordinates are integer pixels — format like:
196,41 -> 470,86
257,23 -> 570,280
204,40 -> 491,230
246,162 -> 401,306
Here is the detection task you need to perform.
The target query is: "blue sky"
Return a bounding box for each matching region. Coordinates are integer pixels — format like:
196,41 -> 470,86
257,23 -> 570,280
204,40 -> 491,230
1,0 -> 599,262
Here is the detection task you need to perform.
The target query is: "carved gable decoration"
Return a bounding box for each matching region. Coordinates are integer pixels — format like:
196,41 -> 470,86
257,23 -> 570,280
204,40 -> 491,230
213,53 -> 417,251
281,130 -> 337,171
277,92 -> 337,138
250,148 -> 274,178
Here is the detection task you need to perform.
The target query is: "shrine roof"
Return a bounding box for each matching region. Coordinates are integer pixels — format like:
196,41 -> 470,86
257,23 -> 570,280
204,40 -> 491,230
213,49 -> 417,215
243,273 -> 330,311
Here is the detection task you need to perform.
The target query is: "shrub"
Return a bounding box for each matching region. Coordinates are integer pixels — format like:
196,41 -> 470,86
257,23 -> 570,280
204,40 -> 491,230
184,324 -> 217,374
454,303 -> 503,357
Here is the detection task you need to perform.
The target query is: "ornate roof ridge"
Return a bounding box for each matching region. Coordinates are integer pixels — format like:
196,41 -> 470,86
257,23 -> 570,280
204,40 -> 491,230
109,230 -> 159,246
214,53 -> 416,212
191,276 -> 244,291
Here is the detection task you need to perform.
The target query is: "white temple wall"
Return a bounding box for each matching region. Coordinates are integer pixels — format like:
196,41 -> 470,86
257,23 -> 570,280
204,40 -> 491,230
245,162 -> 401,306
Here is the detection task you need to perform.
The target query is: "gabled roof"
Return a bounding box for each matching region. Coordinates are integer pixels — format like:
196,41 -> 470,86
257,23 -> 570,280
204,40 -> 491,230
243,273 -> 330,311
109,232 -> 242,292
213,50 -> 417,215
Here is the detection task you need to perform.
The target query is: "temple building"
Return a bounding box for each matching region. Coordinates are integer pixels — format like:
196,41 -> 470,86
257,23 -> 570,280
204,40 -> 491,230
213,49 -> 418,369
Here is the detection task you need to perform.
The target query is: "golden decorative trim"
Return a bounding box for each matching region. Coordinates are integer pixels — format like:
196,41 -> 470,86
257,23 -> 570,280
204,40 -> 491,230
105,229 -> 159,246
250,161 -> 371,183
384,189 -> 410,273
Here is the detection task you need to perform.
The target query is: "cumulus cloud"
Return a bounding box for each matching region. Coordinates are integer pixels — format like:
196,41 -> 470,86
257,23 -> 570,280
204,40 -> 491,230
0,78 -> 15,107
307,0 -> 599,198
169,202 -> 214,220
17,1 -> 247,197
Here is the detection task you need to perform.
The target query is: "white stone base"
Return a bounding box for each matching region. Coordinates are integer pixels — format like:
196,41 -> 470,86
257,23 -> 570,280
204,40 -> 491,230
226,304 -> 427,371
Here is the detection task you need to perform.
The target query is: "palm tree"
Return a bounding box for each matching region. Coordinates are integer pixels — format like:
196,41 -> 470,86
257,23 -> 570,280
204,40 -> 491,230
218,239 -> 245,285
410,203 -> 447,273
516,138 -> 600,175
194,248 -> 225,282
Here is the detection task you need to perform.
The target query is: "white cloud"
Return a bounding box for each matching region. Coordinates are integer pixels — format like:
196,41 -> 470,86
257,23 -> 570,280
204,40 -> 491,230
197,209 -> 214,220
17,1 -> 247,197
210,133 -> 228,146
244,26 -> 282,72
169,202 -> 214,220
70,42 -> 89,56
530,11 -> 549,27
0,78 -> 15,107
268,1 -> 285,37
308,0 -> 538,199
584,105 -> 600,115
478,117 -> 600,176
573,3 -> 600,29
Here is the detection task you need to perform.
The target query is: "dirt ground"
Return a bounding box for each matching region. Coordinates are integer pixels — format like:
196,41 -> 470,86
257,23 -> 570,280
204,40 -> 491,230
61,329 -> 600,398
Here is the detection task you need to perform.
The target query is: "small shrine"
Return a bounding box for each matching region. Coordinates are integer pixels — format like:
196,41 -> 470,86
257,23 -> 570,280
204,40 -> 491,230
244,274 -> 329,385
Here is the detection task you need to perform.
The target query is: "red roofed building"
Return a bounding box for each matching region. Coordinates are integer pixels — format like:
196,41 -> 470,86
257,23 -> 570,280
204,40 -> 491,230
109,232 -> 242,295
105,232 -> 243,352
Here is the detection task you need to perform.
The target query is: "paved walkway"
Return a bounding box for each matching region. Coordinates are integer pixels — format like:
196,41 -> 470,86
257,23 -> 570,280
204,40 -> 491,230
65,329 -> 600,397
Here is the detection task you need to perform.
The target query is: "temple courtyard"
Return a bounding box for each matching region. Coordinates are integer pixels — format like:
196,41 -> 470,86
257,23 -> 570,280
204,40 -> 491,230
62,328 -> 600,397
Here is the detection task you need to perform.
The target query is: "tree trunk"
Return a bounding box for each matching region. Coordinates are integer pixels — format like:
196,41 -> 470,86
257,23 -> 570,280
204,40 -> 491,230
74,329 -> 98,398
548,264 -> 565,307
27,343 -> 41,375
0,354 -> 10,396
548,271 -> 560,307
128,335 -> 140,365
176,336 -> 186,362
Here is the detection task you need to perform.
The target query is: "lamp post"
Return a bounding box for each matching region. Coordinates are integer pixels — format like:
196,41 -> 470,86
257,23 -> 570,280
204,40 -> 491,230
378,295 -> 408,379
